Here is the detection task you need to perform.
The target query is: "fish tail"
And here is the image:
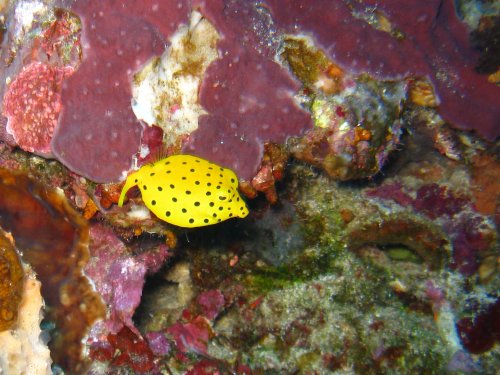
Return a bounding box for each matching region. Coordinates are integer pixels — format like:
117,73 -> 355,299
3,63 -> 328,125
118,171 -> 140,207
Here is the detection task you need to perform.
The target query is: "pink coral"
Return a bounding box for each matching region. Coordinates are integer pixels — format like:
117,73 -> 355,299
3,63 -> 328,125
2,62 -> 73,155
197,289 -> 225,320
51,0 -> 189,182
167,315 -> 212,355
85,224 -> 170,334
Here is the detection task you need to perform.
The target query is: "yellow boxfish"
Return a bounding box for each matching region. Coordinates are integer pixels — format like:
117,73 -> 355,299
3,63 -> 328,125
118,154 -> 249,228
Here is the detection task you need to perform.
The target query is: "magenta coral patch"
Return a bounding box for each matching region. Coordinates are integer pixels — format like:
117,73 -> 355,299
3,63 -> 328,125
85,224 -> 170,334
52,0 -> 189,182
2,62 -> 72,155
265,0 -> 500,140
197,289 -> 225,320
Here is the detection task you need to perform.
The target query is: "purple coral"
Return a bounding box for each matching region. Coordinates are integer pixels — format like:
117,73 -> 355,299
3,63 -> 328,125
266,0 -> 500,140
184,0 -> 312,180
51,0 -> 190,182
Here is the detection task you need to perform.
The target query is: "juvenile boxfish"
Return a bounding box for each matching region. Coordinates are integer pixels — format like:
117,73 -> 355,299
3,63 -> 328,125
118,154 -> 249,227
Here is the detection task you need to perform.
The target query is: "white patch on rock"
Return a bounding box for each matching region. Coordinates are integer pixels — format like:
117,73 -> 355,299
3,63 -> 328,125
132,10 -> 220,145
0,266 -> 52,375
127,204 -> 151,220
13,0 -> 45,40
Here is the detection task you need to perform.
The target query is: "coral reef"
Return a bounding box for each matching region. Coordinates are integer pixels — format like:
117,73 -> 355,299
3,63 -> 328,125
0,1 -> 498,374
267,0 -> 500,140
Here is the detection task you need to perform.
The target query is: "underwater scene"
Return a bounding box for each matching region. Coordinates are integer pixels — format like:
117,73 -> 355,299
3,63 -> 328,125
0,0 -> 499,374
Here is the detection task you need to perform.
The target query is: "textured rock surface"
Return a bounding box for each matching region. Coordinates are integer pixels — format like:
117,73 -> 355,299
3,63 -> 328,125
0,268 -> 51,375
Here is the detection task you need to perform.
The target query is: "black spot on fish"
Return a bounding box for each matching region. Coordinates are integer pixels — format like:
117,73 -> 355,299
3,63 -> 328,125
213,213 -> 217,217
166,211 -> 171,217
190,168 -> 195,172
206,192 -> 211,196
166,170 -> 171,174
172,197 -> 177,202
206,173 -> 211,177
150,172 -> 155,176
209,202 -> 214,207
182,208 -> 187,213
219,206 -> 223,211
182,161 -> 187,165
186,190 -> 191,195
204,219 -> 209,223
143,185 -> 147,190
158,186 -> 163,191
134,178 -> 138,183
207,182 -> 212,187
152,200 -> 156,206
194,202 -> 200,206
189,218 -> 194,224
195,181 -> 200,185
231,178 -> 235,183
219,196 -> 226,201
170,184 -> 175,189
229,213 -> 233,217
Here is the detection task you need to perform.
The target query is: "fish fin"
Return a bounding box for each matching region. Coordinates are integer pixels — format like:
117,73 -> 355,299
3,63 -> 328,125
118,171 -> 140,207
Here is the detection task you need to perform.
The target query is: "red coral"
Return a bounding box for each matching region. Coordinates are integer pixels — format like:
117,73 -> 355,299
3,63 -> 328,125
2,62 -> 73,155
52,0 -> 189,182
107,327 -> 155,373
167,315 -> 213,355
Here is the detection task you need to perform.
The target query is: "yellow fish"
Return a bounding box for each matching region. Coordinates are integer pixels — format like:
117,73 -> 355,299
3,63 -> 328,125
118,154 -> 249,228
